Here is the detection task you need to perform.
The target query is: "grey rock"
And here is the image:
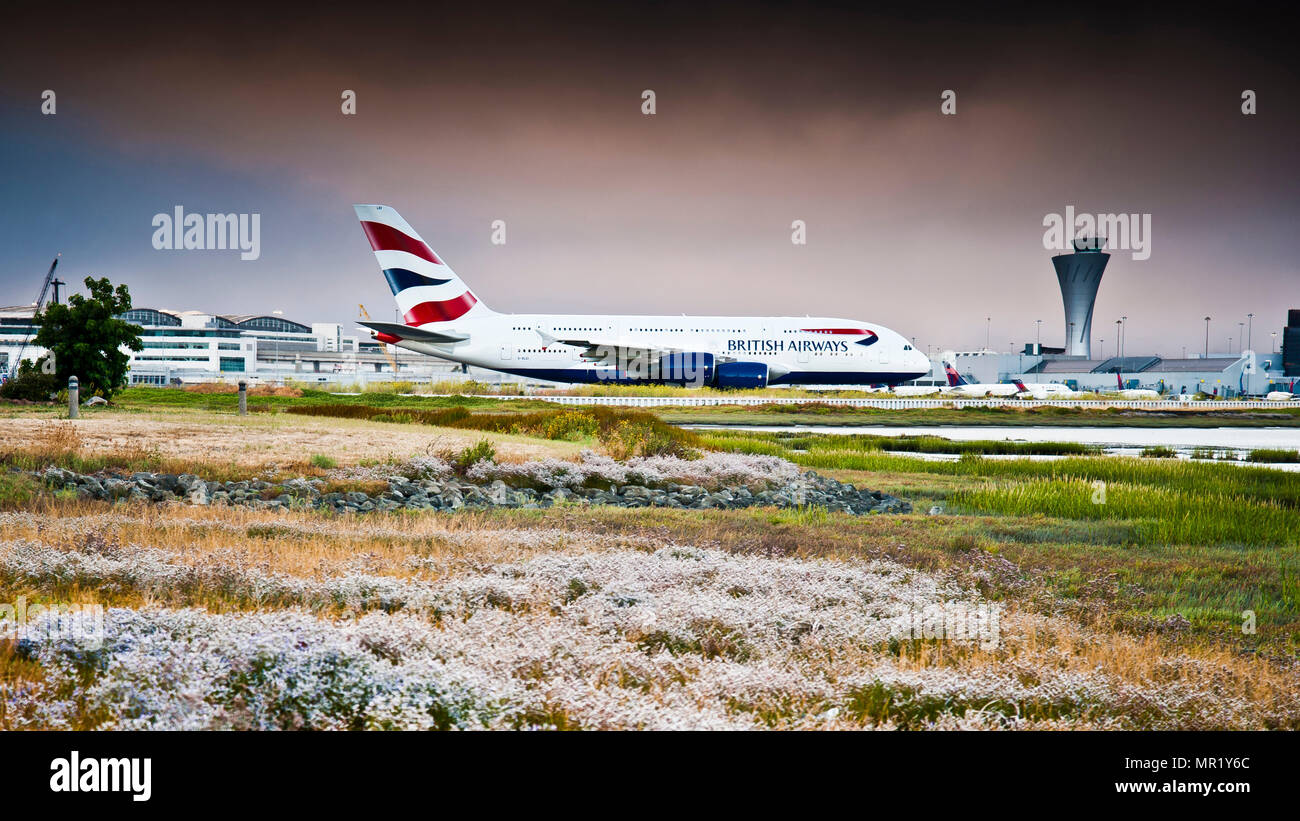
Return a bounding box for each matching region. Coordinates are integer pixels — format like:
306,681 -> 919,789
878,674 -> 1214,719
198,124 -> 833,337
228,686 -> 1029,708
188,483 -> 211,505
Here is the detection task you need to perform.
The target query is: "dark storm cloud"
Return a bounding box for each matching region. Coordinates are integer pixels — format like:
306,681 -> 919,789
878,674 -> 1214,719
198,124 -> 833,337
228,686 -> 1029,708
0,1 -> 1296,355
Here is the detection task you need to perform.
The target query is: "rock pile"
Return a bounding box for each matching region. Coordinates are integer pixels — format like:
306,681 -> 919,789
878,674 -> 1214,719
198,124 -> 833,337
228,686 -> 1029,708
34,465 -> 912,516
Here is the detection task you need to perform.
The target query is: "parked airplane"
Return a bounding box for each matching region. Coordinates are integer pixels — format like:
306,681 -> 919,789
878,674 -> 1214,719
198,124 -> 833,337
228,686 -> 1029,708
892,384 -> 941,396
938,360 -> 1022,397
1013,380 -> 1083,399
1104,370 -> 1162,400
352,205 -> 930,387
1266,381 -> 1298,400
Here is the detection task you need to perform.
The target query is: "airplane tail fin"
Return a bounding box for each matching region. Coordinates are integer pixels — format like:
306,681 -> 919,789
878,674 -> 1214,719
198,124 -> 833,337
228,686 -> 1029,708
353,204 -> 493,325
1013,379 -> 1028,392
942,361 -> 966,387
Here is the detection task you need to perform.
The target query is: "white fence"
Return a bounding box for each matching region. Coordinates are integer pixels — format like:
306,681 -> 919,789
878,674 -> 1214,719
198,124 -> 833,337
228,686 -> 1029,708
472,395 -> 1299,411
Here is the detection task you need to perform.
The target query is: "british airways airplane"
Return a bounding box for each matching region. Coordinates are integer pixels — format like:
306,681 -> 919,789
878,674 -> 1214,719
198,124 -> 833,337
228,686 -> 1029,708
353,205 -> 930,388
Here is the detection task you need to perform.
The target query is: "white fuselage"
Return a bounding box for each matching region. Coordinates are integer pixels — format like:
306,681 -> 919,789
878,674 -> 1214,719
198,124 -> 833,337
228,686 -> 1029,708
1016,383 -> 1082,399
390,313 -> 930,386
941,383 -> 1022,398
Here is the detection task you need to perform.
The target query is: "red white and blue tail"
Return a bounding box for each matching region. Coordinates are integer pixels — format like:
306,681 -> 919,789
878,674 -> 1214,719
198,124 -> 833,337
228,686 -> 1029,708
942,360 -> 967,387
354,204 -> 493,325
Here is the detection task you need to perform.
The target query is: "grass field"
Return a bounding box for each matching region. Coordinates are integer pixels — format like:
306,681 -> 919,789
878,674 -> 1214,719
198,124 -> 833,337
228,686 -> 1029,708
10,385 -> 1297,429
1,396 -> 1297,729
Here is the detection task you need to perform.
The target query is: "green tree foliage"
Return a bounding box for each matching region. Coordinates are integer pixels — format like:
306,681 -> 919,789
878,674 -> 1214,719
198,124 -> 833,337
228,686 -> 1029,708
32,277 -> 143,399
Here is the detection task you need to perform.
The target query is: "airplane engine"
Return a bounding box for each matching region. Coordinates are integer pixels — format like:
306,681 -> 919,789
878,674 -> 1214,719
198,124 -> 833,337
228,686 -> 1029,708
713,361 -> 769,389
653,352 -> 714,386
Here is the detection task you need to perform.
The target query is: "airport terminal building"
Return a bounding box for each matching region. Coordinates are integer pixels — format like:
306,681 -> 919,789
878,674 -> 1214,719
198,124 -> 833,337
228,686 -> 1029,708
0,306 -> 518,388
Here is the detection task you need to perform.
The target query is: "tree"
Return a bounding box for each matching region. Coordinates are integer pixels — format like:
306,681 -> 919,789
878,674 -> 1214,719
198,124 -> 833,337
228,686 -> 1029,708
32,277 -> 143,399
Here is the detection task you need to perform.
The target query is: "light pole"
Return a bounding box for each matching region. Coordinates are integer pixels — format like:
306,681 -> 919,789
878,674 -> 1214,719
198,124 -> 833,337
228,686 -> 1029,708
1035,319 -> 1042,353
1273,331 -> 1279,353
1114,319 -> 1121,359
1100,338 -> 1105,358
1121,315 -> 1127,357
1069,322 -> 1075,354
1204,317 -> 1211,357
985,317 -> 991,351
272,309 -> 285,381
1247,313 -> 1254,351
1237,322 -> 1244,354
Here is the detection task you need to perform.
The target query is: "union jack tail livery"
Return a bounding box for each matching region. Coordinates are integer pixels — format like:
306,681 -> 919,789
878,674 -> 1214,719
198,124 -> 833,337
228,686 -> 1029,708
354,204 -> 494,325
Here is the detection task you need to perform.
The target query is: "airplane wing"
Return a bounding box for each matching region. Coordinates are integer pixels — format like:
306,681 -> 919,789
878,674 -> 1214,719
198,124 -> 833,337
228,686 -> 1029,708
536,330 -> 730,364
534,330 -> 790,378
358,320 -> 468,344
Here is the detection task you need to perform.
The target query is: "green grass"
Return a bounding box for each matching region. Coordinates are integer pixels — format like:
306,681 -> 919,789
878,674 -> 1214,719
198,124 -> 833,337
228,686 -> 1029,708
60,386 -> 1300,429
784,449 -> 1300,509
108,386 -> 528,413
1249,448 -> 1300,463
0,473 -> 37,509
950,478 -> 1298,548
1140,446 -> 1177,458
697,430 -> 1099,456
660,402 -> 1300,428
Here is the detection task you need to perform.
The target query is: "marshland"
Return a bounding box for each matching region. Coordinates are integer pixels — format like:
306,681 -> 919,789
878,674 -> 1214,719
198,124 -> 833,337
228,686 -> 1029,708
1,387 -> 1296,730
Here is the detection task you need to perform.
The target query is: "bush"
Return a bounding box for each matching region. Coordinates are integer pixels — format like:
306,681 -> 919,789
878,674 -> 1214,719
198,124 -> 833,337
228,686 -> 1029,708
0,357 -> 60,402
543,409 -> 600,441
598,419 -> 694,459
1248,448 -> 1300,463
1140,446 -> 1176,458
310,453 -> 337,469
456,440 -> 496,471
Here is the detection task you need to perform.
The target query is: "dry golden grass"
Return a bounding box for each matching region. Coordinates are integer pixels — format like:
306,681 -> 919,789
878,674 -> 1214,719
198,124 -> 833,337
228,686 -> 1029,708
183,383 -> 304,397
0,411 -> 582,470
0,501 -> 628,592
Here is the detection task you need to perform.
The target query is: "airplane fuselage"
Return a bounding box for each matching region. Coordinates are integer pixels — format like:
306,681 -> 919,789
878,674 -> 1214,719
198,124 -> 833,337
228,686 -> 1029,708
391,313 -> 930,386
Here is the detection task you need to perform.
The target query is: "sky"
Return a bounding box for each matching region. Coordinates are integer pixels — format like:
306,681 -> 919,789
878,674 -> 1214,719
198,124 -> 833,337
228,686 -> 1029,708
0,1 -> 1296,357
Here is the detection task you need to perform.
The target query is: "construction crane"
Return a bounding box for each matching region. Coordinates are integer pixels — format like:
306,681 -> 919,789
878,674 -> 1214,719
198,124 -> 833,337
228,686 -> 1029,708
11,254 -> 60,377
357,304 -> 400,375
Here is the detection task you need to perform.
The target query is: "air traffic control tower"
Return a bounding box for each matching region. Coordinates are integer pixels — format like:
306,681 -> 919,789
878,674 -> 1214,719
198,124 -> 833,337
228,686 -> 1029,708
1052,237 -> 1109,357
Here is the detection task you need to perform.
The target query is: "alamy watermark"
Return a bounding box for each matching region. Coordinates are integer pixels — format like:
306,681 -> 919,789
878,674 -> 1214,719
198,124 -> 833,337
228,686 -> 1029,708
0,596 -> 105,651
49,751 -> 151,802
151,206 -> 261,261
1043,205 -> 1151,261
892,602 -> 1001,651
